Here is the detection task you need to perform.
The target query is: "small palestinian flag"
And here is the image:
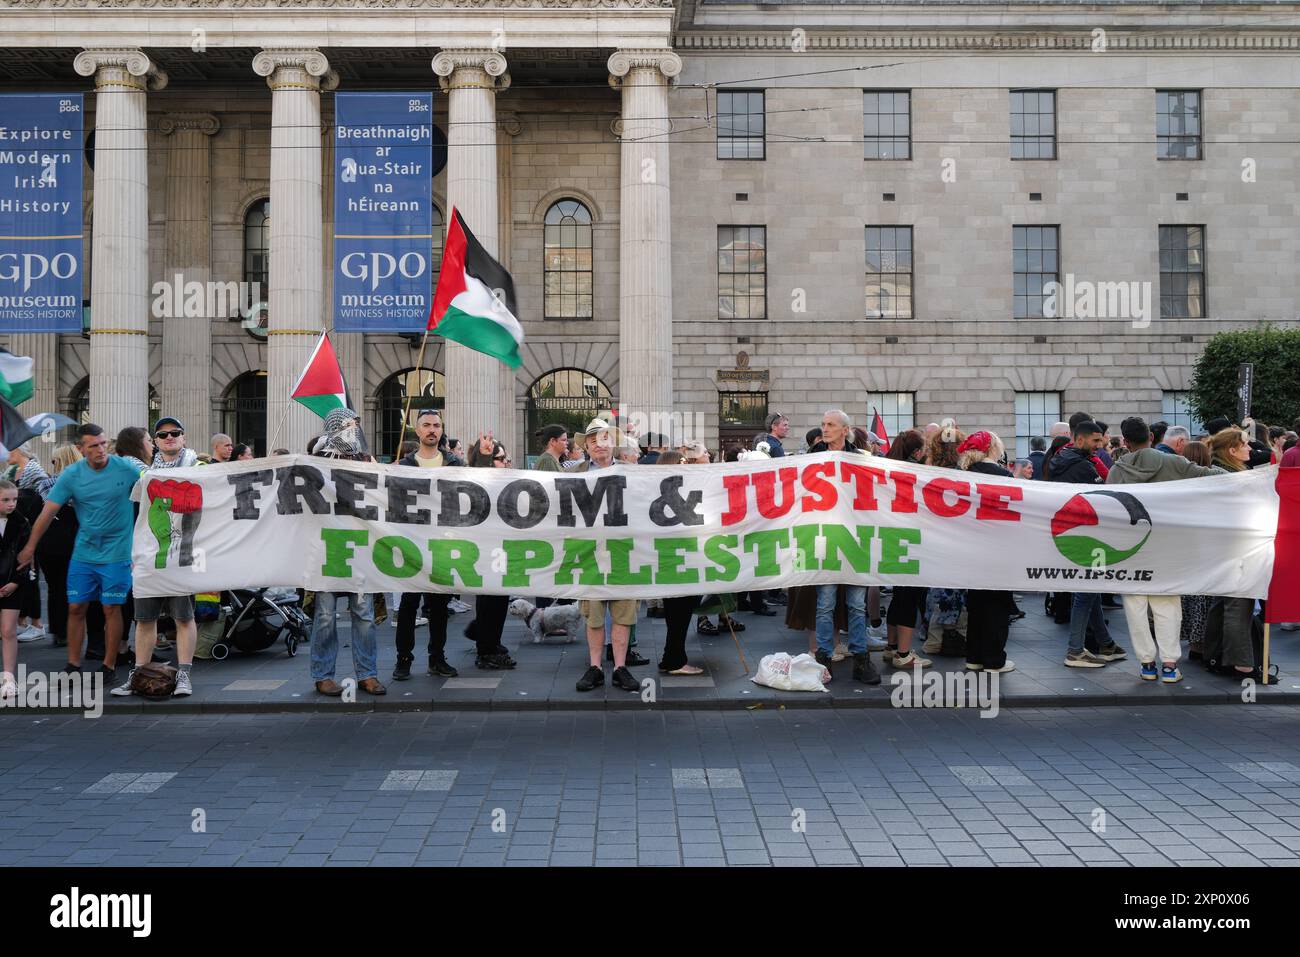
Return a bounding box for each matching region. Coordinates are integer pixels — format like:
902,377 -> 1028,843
428,208 -> 523,368
0,348 -> 34,407
0,395 -> 39,457
290,332 -> 350,420
871,408 -> 891,456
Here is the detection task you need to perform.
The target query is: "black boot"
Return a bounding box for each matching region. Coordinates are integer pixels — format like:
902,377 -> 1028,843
852,652 -> 881,685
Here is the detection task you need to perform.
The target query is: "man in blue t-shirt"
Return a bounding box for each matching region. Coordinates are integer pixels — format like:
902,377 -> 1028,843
19,423 -> 142,677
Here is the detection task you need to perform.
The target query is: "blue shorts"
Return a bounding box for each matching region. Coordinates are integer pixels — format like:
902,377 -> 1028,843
67,559 -> 132,606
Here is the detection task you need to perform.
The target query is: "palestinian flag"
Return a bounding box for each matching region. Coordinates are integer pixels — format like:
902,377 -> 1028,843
0,395 -> 39,457
428,208 -> 523,368
290,332 -> 350,419
0,348 -> 34,407
871,408 -> 891,455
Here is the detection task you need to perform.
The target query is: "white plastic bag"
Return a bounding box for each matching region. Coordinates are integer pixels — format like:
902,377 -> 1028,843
751,652 -> 830,693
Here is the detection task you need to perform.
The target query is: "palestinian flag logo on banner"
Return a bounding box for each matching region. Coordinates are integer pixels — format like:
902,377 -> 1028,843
1050,490 -> 1153,567
428,208 -> 524,368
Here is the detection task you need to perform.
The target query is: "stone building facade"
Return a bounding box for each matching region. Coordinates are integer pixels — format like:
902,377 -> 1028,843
0,0 -> 1296,461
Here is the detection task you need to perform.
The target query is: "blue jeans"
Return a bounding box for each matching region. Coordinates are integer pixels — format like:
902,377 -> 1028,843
1068,592 -> 1110,655
310,592 -> 377,681
815,584 -> 866,656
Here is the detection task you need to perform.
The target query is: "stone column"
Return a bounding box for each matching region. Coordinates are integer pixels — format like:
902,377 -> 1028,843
73,49 -> 167,437
158,113 -> 219,439
496,111 -> 521,460
252,49 -> 338,454
432,48 -> 508,448
608,50 -> 680,437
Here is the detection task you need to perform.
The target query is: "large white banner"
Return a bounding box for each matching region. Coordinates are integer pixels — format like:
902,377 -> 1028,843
131,452 -> 1281,600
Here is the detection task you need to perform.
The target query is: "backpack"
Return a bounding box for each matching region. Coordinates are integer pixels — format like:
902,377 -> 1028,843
129,662 -> 178,700
1203,598 -> 1278,682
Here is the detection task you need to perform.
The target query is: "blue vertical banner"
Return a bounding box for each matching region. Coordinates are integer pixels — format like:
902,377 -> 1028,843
333,93 -> 434,333
0,94 -> 84,333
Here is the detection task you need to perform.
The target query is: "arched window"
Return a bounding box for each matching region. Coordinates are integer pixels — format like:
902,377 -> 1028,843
67,379 -> 160,431
220,372 -> 268,456
543,199 -> 593,319
524,368 -> 612,456
244,199 -> 270,296
375,368 -> 445,462
431,203 -> 444,278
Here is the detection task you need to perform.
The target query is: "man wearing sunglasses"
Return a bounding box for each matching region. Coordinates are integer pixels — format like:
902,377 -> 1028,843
151,417 -> 200,470
112,415 -> 201,698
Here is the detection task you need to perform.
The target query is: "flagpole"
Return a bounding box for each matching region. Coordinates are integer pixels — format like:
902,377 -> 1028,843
393,327 -> 432,464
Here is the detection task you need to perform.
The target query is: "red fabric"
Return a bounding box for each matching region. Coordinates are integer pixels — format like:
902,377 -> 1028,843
1282,446 -> 1300,469
957,431 -> 993,455
289,333 -> 344,399
871,410 -> 891,455
428,206 -> 468,329
1266,467 -> 1300,622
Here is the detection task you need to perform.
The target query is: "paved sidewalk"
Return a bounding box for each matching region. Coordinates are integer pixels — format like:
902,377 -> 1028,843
3,706 -> 1300,866
7,592 -> 1298,713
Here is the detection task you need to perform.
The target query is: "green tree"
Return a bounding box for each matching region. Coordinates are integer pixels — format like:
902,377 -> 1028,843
1188,326 -> 1300,427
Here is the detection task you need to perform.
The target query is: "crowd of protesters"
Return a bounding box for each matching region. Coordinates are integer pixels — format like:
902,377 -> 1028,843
0,403 -> 1293,702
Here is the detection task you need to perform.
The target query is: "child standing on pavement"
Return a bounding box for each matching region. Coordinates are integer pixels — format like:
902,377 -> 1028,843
0,480 -> 34,700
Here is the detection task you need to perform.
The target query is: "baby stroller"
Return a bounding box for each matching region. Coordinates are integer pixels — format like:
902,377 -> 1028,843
210,587 -> 310,660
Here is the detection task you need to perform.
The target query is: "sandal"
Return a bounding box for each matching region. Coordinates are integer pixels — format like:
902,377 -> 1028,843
719,615 -> 745,633
696,616 -> 718,636
660,664 -> 704,676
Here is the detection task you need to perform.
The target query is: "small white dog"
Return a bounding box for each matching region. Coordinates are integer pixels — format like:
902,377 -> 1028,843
508,598 -> 582,644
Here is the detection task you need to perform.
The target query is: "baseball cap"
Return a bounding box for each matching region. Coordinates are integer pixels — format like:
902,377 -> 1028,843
154,416 -> 185,434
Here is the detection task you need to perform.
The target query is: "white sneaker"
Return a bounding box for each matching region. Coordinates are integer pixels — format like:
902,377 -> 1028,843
984,660 -> 1016,674
16,625 -> 44,642
0,673 -> 16,701
891,651 -> 931,669
448,599 -> 471,614
867,620 -> 888,641
173,670 -> 193,697
110,669 -> 137,696
866,635 -> 889,651
831,642 -> 850,662
414,617 -> 429,627
1281,623 -> 1300,632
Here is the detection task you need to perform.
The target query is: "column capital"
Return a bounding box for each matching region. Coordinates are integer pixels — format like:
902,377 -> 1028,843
74,48 -> 168,92
253,49 -> 339,92
432,49 -> 510,94
158,112 -> 220,137
607,49 -> 682,89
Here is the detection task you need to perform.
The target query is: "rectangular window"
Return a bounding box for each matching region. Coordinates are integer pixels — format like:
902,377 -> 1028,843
864,91 -> 911,160
1015,391 -> 1062,460
719,391 -> 768,428
1162,391 -> 1205,437
866,392 -> 915,439
1159,225 -> 1206,318
865,226 -> 913,319
718,225 -> 767,319
1013,225 -> 1060,319
717,90 -> 765,160
1157,90 -> 1202,160
1010,90 -> 1057,160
